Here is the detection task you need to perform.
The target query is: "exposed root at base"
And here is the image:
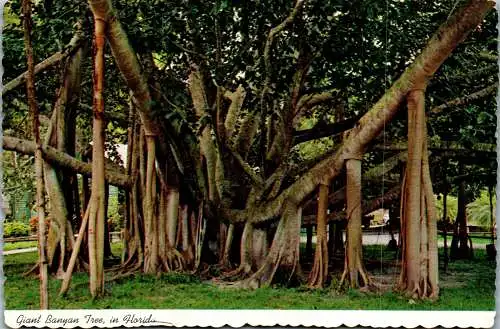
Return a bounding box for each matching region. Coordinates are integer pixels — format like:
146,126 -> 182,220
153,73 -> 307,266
339,265 -> 374,290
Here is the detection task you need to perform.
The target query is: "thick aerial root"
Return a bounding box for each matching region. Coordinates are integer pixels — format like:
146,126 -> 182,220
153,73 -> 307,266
159,248 -> 186,272
339,264 -> 373,290
218,262 -> 253,281
397,279 -> 438,300
307,242 -> 328,288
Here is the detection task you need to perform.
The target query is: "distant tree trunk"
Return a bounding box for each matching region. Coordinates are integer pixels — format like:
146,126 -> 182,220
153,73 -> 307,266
450,162 -> 472,260
306,225 -> 313,258
219,223 -> 234,268
486,184 -> 496,259
308,183 -> 329,288
340,159 -> 371,288
442,163 -> 449,272
88,16 -> 107,297
23,0 -> 49,309
387,206 -> 398,251
330,222 -> 345,256
398,87 -> 439,300
489,185 -> 495,244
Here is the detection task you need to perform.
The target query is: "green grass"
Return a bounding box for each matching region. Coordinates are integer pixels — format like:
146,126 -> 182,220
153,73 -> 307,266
3,245 -> 495,310
3,241 -> 38,251
437,235 -> 495,245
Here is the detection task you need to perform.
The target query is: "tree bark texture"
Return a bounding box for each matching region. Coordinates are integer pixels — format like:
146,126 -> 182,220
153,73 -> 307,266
340,159 -> 370,288
23,0 -> 49,309
398,88 -> 439,300
3,136 -> 131,188
88,17 -> 107,297
308,183 -> 329,288
42,36 -> 83,278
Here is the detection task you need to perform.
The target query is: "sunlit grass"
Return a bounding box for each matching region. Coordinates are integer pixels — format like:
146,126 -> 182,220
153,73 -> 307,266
3,245 -> 494,310
4,241 -> 38,251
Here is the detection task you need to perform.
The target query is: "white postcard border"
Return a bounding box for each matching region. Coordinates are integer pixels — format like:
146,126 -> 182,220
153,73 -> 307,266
3,310 -> 496,328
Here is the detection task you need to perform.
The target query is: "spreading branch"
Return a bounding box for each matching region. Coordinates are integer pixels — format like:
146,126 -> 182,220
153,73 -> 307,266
292,116 -> 360,145
430,83 -> 497,114
3,136 -> 132,188
88,0 -> 162,138
373,140 -> 496,154
295,89 -> 340,115
221,0 -> 494,225
3,31 -> 82,96
228,146 -> 264,187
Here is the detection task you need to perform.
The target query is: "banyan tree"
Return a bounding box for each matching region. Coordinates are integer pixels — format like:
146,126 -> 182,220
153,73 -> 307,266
4,0 -> 496,302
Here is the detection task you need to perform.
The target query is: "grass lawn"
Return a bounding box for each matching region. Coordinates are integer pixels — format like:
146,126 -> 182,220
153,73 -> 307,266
3,241 -> 38,251
437,235 -> 494,246
3,244 -> 495,310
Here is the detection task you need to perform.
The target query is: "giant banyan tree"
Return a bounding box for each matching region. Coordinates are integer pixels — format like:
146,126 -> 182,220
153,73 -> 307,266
4,0 -> 495,302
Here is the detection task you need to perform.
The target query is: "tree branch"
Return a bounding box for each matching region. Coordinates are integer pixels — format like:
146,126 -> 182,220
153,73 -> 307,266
373,140 -> 496,154
295,89 -> 340,114
222,0 -> 494,225
3,31 -> 83,96
227,146 -> 264,187
3,136 -> 132,188
292,116 -> 360,145
430,83 -> 497,114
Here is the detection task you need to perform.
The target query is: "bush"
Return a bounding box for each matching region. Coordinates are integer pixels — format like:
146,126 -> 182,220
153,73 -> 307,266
108,213 -> 124,232
4,221 -> 31,238
29,216 -> 51,234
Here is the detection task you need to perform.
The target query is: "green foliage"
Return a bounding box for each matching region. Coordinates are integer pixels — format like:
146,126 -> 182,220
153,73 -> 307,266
435,194 -> 458,223
467,189 -> 496,227
4,221 -> 31,238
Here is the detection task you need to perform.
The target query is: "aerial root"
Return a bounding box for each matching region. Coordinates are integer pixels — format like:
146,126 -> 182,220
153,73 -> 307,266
339,264 -> 374,290
160,248 -> 185,272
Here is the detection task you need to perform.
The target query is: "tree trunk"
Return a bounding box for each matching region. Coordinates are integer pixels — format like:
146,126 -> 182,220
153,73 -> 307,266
442,164 -> 449,272
252,228 -> 269,270
340,159 -> 370,289
450,163 -> 472,260
88,16 -> 107,297
166,188 -> 180,247
219,223 -> 235,268
306,225 -> 313,258
308,183 -> 329,288
23,0 -> 49,309
238,204 -> 302,288
398,87 -> 439,300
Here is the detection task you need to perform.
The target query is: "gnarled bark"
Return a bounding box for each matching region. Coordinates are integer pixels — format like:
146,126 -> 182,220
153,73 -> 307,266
237,204 -> 302,288
398,87 -> 439,300
340,159 -> 371,289
308,183 -> 329,288
88,17 -> 107,297
23,0 -> 49,309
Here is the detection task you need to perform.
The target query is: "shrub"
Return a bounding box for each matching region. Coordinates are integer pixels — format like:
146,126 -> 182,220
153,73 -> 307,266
29,216 -> 51,234
4,221 -> 31,238
108,213 -> 124,232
